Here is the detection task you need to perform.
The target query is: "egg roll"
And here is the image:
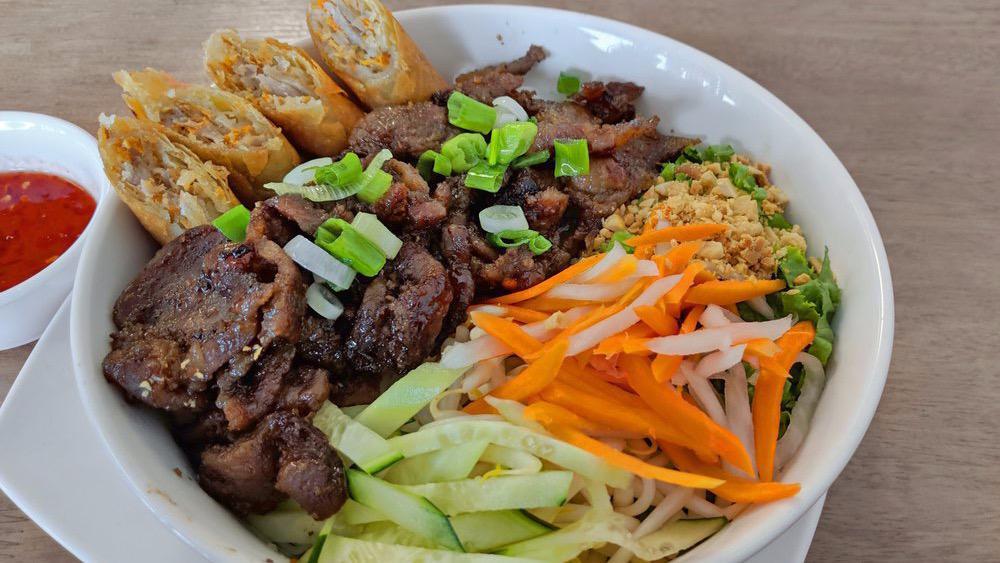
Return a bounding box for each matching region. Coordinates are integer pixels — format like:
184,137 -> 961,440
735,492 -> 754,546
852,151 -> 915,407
97,114 -> 239,245
113,68 -> 300,203
204,29 -> 365,157
306,0 -> 448,108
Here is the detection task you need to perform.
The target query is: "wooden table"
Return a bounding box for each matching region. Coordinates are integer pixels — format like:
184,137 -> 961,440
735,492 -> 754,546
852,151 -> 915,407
2,0 -> 997,560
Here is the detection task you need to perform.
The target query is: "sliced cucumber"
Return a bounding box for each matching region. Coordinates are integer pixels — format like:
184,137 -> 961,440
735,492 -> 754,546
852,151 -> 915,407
316,534 -> 541,562
354,520 -> 441,549
340,404 -> 369,418
479,444 -> 542,474
451,510 -> 554,553
305,518 -> 335,563
355,362 -> 467,437
336,499 -> 388,526
312,401 -> 403,473
347,469 -> 463,551
381,439 -> 490,485
402,471 -> 573,516
245,502 -> 323,545
388,420 -> 632,488
496,510 -> 726,561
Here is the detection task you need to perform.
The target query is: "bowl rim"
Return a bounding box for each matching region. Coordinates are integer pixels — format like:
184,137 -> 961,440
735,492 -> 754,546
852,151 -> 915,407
0,111 -> 104,307
70,5 -> 894,562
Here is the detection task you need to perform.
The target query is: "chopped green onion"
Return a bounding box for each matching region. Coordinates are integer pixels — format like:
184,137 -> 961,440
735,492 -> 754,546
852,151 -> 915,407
416,150 -> 452,181
752,186 -> 768,201
446,91 -> 497,134
675,172 -> 690,182
315,218 -> 386,277
487,229 -> 539,248
353,149 -> 394,204
306,282 -> 344,320
464,161 -> 507,193
527,235 -> 552,255
682,144 -> 736,163
356,169 -> 392,203
600,231 -> 634,253
553,139 -> 589,177
441,133 -> 488,173
283,157 -> 333,185
314,152 -> 363,187
479,205 -> 529,234
728,162 -> 758,192
511,150 -> 550,169
682,145 -> 703,163
212,204 -> 251,242
767,213 -> 793,230
487,121 -> 538,165
351,212 -> 403,259
557,72 -> 582,95
264,180 -> 361,202
660,162 -> 676,180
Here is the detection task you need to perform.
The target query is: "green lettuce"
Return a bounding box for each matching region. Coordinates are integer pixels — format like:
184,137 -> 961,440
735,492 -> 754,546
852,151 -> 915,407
777,247 -> 840,364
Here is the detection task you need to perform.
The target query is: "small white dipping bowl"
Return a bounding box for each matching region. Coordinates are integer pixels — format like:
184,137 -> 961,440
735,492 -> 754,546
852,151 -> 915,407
0,112 -> 106,350
71,6 -> 894,562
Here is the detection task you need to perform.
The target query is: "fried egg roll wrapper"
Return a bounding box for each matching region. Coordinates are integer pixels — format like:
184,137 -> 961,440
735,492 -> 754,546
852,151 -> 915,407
113,68 -> 300,203
204,29 -> 365,157
97,114 -> 239,245
306,0 -> 448,108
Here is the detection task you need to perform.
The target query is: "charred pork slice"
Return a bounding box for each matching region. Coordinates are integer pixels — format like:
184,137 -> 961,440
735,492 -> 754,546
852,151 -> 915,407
571,81 -> 645,124
370,159 -> 447,230
348,102 -> 459,160
454,45 -> 546,103
245,194 -> 330,245
347,242 -> 453,378
103,225 -> 304,415
199,411 -> 346,519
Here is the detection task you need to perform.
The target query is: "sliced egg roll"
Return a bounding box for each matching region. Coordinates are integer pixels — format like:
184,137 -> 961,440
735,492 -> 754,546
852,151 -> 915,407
204,29 -> 365,157
113,68 -> 300,203
97,114 -> 239,245
306,0 -> 448,108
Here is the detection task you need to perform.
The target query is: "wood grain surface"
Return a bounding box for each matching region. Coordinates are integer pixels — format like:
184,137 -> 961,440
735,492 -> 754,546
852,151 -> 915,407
1,0 -> 998,561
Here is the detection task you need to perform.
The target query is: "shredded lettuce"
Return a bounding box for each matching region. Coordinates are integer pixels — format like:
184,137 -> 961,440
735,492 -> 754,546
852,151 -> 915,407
777,247 -> 840,365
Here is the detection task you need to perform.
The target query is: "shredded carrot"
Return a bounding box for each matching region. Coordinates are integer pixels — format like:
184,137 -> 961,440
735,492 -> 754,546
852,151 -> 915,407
490,254 -> 604,304
664,262 -> 706,316
469,311 -> 543,358
663,241 -> 704,275
651,354 -> 682,383
499,305 -> 550,323
524,401 -> 609,434
625,223 -> 728,248
633,244 -> 654,259
774,321 -> 817,371
661,443 -> 800,503
540,381 -> 656,436
693,269 -> 717,283
593,255 -> 638,283
593,325 -> 655,356
651,254 -> 669,276
550,426 -> 725,489
465,339 -> 569,413
622,337 -> 653,355
724,303 -> 740,316
684,279 -> 787,306
680,305 -> 706,333
634,305 -> 679,336
621,355 -> 755,476
557,360 -> 646,410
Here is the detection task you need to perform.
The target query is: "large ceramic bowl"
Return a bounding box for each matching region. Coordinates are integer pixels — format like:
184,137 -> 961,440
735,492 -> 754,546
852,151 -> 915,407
71,5 -> 894,562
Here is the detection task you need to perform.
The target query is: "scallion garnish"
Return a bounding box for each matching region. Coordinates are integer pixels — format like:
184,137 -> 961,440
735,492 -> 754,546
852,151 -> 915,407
553,139 -> 589,177
315,218 -> 386,277
314,152 -> 363,187
728,162 -> 758,192
511,150 -> 550,169
447,91 -> 497,134
479,205 -> 529,234
417,150 -> 452,181
212,204 -> 251,242
353,149 -> 394,204
767,213 -> 793,230
486,229 -> 538,248
464,161 -> 507,193
487,121 -> 538,165
527,234 -> 552,255
682,144 -> 736,163
557,72 -> 582,95
283,157 -> 333,185
600,231 -> 635,253
441,133 -> 488,173
485,228 -> 552,255
660,162 -> 676,180
351,212 -> 403,259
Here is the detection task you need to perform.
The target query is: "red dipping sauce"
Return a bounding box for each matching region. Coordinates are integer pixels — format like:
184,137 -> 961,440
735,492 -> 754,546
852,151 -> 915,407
0,171 -> 96,292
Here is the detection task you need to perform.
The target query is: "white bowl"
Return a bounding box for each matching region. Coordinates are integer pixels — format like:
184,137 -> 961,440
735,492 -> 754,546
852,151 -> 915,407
0,112 -> 107,350
71,5 -> 893,562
